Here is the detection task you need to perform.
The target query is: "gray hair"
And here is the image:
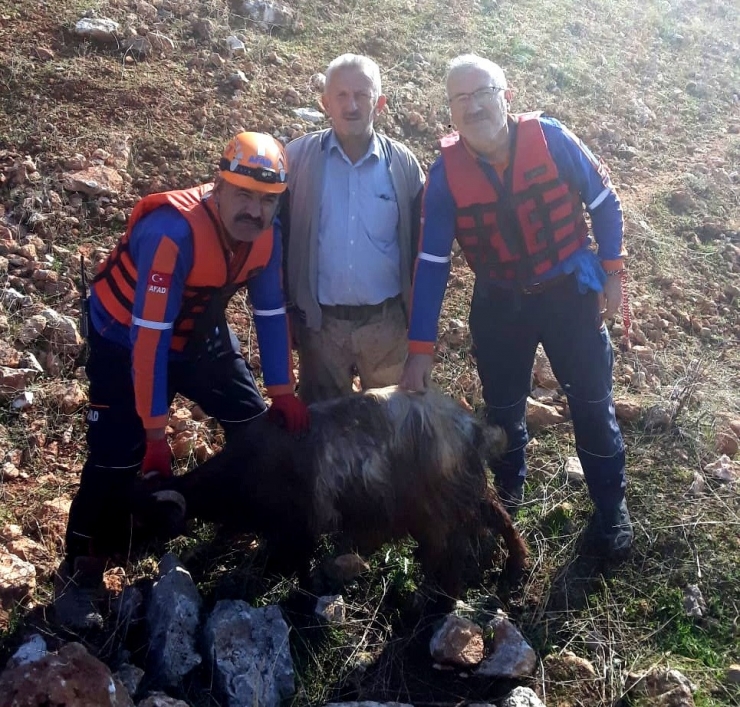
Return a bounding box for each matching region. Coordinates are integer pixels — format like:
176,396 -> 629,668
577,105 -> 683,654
446,54 -> 507,98
325,53 -> 382,98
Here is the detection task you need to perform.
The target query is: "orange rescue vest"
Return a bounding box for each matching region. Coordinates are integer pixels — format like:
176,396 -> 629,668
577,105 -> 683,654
92,184 -> 273,351
440,112 -> 589,282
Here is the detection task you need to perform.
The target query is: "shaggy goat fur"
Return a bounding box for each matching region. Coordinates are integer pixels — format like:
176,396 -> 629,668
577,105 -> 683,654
141,386 -> 528,597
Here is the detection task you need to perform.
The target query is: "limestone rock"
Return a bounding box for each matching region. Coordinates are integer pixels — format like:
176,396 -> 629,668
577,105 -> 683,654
137,692 -> 190,706
0,367 -> 39,398
615,398 -> 642,422
239,1 -> 298,32
627,667 -> 697,706
0,340 -> 21,367
716,431 -> 738,457
148,32 -> 175,56
47,380 -> 87,414
683,584 -> 706,618
644,404 -> 673,432
18,314 -> 47,344
0,642 -> 133,706
533,346 -> 558,389
146,553 -> 203,687
526,398 -> 566,431
704,455 -> 740,483
6,536 -> 48,567
7,634 -> 47,668
204,600 -> 295,707
0,549 -> 36,610
476,611 -> 536,678
429,614 -> 484,667
62,165 -> 124,196
500,687 -> 546,707
544,651 -> 599,705
564,456 -> 585,485
309,72 -> 326,92
315,594 -> 346,624
114,663 -> 144,698
74,18 -> 121,43
35,497 -> 72,553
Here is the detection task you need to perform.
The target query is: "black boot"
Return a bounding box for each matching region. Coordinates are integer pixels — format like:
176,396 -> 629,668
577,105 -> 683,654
590,498 -> 634,560
53,556 -> 107,630
495,477 -> 525,518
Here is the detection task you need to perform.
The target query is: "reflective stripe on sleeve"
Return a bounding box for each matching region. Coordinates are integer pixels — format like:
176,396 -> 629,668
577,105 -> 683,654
132,317 -> 174,330
588,187 -> 610,211
418,252 -> 452,263
253,306 -> 287,317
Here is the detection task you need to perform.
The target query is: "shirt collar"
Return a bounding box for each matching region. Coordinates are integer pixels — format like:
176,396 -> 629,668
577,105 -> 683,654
327,130 -> 381,165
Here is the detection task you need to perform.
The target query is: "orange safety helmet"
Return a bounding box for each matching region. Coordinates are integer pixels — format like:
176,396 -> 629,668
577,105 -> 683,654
219,132 -> 288,194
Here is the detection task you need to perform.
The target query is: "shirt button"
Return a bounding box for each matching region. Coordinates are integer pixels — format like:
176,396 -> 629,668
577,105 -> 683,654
351,216 -> 355,221
350,240 -> 354,245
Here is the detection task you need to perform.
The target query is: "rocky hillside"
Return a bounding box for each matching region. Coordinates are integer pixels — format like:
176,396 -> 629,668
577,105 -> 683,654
0,0 -> 739,705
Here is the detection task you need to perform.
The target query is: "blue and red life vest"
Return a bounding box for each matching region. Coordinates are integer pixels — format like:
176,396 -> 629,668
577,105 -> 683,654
92,184 -> 273,351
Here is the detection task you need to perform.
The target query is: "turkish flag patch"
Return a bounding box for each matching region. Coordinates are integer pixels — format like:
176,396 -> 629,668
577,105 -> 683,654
149,271 -> 172,287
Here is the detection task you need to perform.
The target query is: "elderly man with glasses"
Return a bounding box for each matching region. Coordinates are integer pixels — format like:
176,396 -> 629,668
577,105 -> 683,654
400,54 -> 633,560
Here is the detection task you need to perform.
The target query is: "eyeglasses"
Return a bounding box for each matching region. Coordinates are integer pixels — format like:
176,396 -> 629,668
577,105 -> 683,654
449,85 -> 505,108
219,158 -> 287,184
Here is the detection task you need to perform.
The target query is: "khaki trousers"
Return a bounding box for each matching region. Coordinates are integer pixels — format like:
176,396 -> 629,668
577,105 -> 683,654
295,297 -> 408,404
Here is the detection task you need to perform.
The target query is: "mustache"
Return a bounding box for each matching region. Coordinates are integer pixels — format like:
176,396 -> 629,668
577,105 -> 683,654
464,111 -> 489,123
234,214 -> 263,228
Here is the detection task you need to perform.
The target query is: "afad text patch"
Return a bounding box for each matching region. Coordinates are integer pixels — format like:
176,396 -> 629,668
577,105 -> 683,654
147,270 -> 172,294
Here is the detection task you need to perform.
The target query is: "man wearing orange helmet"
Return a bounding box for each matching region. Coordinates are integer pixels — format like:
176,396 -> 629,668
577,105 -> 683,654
54,132 -> 308,629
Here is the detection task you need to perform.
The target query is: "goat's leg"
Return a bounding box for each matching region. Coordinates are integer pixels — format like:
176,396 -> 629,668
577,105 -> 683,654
480,486 -> 529,581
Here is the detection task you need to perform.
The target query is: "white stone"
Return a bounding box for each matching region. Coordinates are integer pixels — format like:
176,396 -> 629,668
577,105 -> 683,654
74,18 -> 121,43
500,687 -> 546,707
225,36 -> 246,55
9,634 -> 48,666
293,107 -> 324,123
564,456 -> 585,485
704,455 -> 739,483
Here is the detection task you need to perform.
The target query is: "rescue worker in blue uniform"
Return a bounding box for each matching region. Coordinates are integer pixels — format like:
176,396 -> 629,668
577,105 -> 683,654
400,55 -> 633,559
55,132 -> 309,628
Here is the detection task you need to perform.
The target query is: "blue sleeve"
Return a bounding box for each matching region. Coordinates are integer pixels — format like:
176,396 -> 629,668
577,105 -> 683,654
541,117 -> 625,260
407,159 -> 456,349
127,206 -> 194,426
247,222 -> 293,394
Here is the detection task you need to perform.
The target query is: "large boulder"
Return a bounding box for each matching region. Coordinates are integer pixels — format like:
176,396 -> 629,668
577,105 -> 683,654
0,642 -> 133,707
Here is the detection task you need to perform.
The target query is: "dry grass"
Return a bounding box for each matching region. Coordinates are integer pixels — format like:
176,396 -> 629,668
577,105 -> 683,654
0,0 -> 739,704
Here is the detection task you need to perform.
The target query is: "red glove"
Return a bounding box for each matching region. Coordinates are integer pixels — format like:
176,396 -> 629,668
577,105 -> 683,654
141,438 -> 173,480
268,394 -> 310,434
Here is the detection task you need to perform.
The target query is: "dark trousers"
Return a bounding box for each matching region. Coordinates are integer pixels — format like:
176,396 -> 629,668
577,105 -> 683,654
469,276 -> 626,513
65,324 -> 267,560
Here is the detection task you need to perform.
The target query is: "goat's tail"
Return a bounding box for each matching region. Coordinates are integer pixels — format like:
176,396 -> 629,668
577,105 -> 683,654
480,486 -> 529,582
